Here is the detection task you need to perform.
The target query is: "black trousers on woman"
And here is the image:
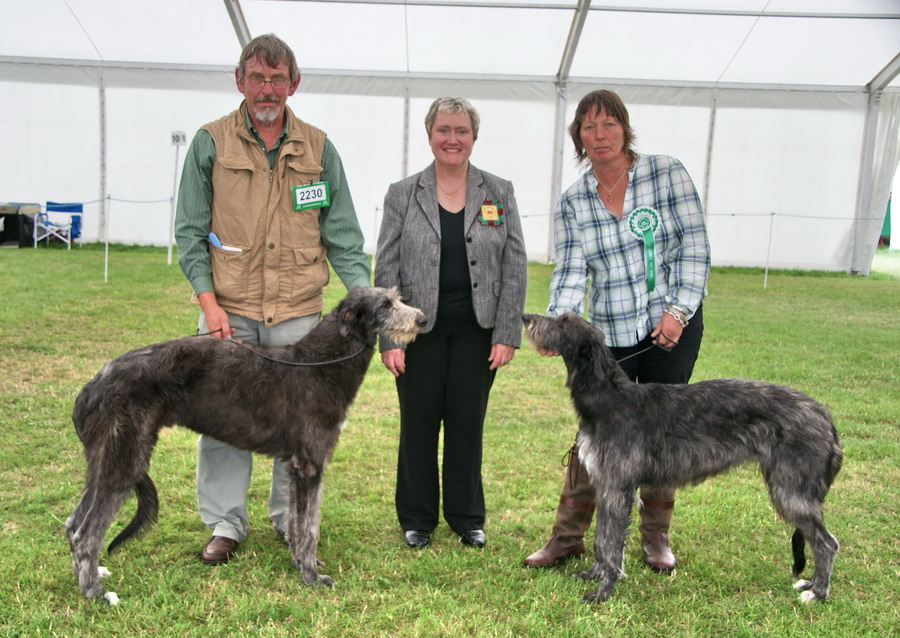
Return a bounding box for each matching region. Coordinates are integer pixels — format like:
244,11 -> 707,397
395,317 -> 496,535
610,305 -> 704,384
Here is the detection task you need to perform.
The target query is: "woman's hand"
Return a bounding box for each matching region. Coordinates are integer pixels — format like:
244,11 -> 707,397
488,343 -> 516,370
381,348 -> 406,377
651,313 -> 684,350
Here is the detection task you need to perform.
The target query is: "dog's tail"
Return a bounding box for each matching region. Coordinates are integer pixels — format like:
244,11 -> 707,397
826,427 -> 843,488
107,475 -> 159,554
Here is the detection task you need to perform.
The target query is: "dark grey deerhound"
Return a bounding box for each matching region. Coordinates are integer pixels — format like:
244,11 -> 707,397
523,312 -> 842,604
66,287 -> 425,604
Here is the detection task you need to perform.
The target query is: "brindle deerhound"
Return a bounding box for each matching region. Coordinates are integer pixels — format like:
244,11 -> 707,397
523,312 -> 842,604
66,287 -> 425,604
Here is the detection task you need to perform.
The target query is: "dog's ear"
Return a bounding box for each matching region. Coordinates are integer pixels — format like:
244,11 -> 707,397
335,300 -> 359,338
592,342 -> 607,381
565,359 -> 576,388
566,341 -> 594,388
338,310 -> 353,338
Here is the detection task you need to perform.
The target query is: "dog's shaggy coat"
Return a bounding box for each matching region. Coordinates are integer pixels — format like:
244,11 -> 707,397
66,287 -> 425,604
523,312 -> 842,604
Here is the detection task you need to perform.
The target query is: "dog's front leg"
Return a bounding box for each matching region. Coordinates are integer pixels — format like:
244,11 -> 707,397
286,455 -> 334,588
577,488 -> 634,603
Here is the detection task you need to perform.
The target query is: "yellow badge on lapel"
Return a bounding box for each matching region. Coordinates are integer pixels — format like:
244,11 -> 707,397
477,200 -> 504,226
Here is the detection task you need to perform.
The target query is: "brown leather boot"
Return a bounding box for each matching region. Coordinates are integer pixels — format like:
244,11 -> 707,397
524,445 -> 595,568
639,493 -> 676,573
523,533 -> 585,567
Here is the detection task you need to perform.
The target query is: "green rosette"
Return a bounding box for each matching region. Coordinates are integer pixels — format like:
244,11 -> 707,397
628,206 -> 660,292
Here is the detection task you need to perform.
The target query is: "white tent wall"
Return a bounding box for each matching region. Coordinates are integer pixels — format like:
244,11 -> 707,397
706,92 -> 867,270
1,1 -> 898,272
0,69 -> 894,270
0,81 -> 100,216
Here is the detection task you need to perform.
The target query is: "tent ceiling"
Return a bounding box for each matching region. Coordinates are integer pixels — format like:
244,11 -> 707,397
2,0 -> 898,92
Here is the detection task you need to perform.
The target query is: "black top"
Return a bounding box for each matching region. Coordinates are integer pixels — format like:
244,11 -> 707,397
437,205 -> 476,322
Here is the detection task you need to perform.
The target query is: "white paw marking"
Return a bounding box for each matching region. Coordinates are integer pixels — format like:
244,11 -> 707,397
799,590 -> 817,604
98,566 -> 112,579
792,579 -> 810,591
103,591 -> 120,605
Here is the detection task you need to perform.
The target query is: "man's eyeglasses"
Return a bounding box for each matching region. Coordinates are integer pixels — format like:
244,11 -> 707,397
246,74 -> 290,89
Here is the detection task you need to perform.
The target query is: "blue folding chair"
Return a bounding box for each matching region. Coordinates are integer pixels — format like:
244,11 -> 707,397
34,201 -> 83,249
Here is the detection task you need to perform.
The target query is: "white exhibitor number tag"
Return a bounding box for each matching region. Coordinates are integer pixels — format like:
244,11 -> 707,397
293,182 -> 331,211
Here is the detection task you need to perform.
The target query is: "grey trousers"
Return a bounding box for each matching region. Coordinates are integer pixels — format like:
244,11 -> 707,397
196,310 -> 320,542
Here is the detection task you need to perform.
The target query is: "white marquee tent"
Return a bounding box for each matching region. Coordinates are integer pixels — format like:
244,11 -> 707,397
2,0 -> 899,274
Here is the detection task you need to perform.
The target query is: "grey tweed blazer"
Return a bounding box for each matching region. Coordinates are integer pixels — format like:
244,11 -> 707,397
375,162 -> 527,351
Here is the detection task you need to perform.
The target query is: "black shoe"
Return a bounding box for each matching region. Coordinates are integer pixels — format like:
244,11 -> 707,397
459,529 -> 486,548
404,530 -> 430,548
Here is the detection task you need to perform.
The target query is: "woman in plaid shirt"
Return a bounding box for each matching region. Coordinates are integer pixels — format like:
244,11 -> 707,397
524,89 -> 710,573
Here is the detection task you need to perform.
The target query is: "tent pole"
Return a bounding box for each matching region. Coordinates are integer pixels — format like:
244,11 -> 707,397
701,91 -> 717,216
548,0 -> 590,263
99,73 -> 108,281
850,89 -> 881,274
402,83 -> 410,179
850,52 -> 900,274
548,83 -> 567,263
224,0 -> 252,48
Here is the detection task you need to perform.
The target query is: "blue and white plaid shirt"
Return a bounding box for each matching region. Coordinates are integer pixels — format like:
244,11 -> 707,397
548,154 -> 710,347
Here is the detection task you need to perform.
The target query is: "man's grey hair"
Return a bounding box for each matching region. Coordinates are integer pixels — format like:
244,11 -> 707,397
237,33 -> 300,83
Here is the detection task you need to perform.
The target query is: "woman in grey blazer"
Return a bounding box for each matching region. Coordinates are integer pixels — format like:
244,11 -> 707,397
375,97 -> 527,549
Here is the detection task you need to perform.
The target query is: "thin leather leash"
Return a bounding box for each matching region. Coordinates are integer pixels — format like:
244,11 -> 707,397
196,329 -> 366,367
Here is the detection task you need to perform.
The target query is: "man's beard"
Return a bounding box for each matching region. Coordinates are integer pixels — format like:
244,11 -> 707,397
252,98 -> 282,123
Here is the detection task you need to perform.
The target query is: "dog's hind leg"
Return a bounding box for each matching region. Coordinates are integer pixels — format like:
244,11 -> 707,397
766,462 -> 838,603
65,483 -> 130,604
285,453 -> 333,587
577,487 -> 635,603
789,514 -> 838,603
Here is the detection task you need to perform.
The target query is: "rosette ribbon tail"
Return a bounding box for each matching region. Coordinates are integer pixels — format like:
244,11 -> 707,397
642,229 -> 656,292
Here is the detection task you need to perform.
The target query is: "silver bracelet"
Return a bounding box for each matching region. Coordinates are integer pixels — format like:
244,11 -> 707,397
665,305 -> 689,328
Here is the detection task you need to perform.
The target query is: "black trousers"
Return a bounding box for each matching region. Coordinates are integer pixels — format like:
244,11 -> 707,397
395,317 -> 496,534
610,305 -> 704,384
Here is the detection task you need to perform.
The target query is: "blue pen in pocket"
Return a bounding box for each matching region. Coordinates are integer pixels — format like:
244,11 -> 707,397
208,232 -> 242,252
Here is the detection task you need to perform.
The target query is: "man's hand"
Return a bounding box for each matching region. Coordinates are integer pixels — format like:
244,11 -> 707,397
198,291 -> 236,339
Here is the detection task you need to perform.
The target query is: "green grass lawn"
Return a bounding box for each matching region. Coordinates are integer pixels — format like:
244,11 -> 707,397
1,244 -> 898,637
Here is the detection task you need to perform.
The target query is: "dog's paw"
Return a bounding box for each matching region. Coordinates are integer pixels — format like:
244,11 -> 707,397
317,574 -> 335,588
799,590 -> 821,604
301,568 -> 335,588
98,566 -> 112,579
581,589 -> 610,604
574,570 -> 599,581
792,579 -> 811,591
103,591 -> 120,605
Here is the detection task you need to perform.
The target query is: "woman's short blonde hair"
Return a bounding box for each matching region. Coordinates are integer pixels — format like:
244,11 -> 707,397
424,97 -> 480,141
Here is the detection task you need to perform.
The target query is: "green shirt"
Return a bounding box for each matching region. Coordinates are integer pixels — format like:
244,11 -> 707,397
175,112 -> 371,297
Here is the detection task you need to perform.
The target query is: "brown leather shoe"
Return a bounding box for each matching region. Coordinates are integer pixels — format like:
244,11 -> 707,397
201,535 -> 239,565
639,497 -> 676,573
641,531 -> 676,573
523,534 -> 585,567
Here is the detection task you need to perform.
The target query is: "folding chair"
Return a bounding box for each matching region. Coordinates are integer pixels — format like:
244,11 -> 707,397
34,201 -> 83,249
